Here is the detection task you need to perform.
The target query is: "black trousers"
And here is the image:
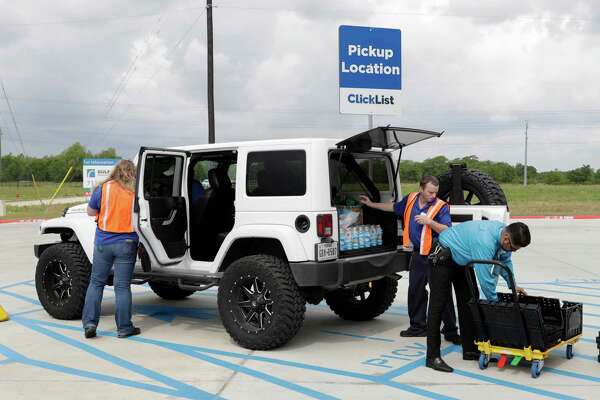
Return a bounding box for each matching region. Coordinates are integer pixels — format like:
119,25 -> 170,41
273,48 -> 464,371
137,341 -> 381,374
426,258 -> 479,359
407,253 -> 457,334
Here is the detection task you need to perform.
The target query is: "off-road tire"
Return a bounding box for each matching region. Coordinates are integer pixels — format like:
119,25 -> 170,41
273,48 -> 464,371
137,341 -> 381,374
437,169 -> 507,206
149,281 -> 195,300
35,243 -> 91,320
325,277 -> 398,321
218,255 -> 306,350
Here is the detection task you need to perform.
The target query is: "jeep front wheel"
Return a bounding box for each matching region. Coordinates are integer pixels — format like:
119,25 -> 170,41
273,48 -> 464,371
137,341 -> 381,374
149,281 -> 195,300
218,255 -> 306,350
325,277 -> 398,321
35,243 -> 92,320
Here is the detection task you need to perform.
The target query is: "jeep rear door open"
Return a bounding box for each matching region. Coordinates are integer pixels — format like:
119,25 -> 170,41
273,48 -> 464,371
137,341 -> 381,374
336,126 -> 443,152
135,148 -> 190,265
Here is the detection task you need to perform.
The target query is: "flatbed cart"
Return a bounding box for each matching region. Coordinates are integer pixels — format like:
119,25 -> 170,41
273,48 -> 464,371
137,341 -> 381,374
465,260 -> 583,378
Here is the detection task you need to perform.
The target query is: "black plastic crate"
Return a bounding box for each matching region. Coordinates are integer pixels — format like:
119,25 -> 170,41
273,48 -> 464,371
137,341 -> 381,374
562,301 -> 583,340
471,297 -> 562,350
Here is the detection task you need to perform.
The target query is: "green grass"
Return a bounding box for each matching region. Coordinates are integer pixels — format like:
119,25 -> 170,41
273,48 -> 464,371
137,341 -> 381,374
402,182 -> 600,216
0,182 -> 84,201
4,202 -> 84,220
502,183 -> 600,216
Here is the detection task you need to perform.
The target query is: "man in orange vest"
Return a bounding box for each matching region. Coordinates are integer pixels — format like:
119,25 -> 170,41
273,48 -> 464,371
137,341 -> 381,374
360,175 -> 459,342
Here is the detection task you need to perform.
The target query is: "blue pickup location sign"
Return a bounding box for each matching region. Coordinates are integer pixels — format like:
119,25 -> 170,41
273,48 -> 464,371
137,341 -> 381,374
339,25 -> 401,115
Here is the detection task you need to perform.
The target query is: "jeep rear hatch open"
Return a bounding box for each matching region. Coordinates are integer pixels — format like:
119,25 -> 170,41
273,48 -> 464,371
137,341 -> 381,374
336,126 -> 443,152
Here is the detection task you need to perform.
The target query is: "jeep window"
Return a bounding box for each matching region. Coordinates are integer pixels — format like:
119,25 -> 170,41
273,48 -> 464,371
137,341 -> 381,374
143,155 -> 184,199
192,161 -> 236,190
329,152 -> 394,204
246,150 -> 306,196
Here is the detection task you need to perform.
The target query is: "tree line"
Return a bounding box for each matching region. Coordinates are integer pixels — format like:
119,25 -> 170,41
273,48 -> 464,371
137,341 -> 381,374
399,155 -> 600,184
0,143 -> 117,182
0,144 -> 598,185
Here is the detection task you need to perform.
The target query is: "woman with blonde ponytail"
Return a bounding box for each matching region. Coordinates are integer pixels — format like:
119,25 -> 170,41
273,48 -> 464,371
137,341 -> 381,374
82,159 -> 141,339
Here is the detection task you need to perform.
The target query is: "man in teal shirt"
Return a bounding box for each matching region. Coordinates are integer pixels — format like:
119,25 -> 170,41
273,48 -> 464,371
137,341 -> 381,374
425,220 -> 531,373
440,220 -> 528,301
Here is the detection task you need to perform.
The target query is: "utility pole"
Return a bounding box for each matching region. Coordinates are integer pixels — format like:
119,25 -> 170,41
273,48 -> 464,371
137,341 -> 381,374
207,0 -> 215,144
524,121 -> 528,186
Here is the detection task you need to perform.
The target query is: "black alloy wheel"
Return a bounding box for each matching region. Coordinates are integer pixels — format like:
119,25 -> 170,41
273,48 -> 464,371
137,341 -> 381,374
233,276 -> 274,332
42,259 -> 73,306
218,254 -> 306,350
35,242 -> 91,320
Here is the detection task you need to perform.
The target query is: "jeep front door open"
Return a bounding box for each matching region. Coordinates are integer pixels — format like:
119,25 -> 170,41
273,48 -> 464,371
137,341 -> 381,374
135,148 -> 190,265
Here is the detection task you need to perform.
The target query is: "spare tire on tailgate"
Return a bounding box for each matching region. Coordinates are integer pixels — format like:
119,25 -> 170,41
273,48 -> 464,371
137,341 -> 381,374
437,169 -> 507,206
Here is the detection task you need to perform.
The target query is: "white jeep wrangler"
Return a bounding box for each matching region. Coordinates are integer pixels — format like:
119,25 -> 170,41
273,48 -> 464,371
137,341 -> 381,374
34,127 -> 508,350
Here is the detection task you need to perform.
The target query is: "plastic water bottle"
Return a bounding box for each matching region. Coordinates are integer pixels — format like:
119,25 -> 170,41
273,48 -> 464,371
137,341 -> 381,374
351,227 -> 360,250
339,229 -> 347,251
365,225 -> 373,248
357,226 -> 364,248
376,225 -> 383,246
369,225 -> 377,247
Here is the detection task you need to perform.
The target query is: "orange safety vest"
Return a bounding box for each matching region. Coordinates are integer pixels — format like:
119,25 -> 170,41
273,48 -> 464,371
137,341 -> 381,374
402,192 -> 447,256
97,181 -> 135,233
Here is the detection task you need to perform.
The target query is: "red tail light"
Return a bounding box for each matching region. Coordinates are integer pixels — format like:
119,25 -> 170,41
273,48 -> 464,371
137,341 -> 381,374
317,214 -> 333,238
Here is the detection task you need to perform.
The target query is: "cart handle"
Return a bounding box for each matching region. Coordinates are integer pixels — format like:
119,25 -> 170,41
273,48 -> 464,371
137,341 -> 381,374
465,259 -> 531,348
465,260 -> 519,304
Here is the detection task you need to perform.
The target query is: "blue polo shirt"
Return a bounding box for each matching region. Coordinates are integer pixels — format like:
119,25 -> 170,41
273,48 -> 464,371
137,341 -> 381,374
439,220 -> 514,301
393,193 -> 451,251
89,185 -> 139,245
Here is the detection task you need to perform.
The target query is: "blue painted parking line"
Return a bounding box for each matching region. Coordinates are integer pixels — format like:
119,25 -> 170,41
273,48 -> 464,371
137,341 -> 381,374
320,330 -> 395,342
0,344 -> 217,399
377,344 -> 457,380
544,367 -> 600,383
26,317 -> 456,400
9,307 -> 43,317
521,286 -> 599,299
583,323 -> 600,330
3,277 -> 599,400
452,369 -> 582,400
0,279 -> 34,290
13,317 -> 219,399
0,288 -> 41,305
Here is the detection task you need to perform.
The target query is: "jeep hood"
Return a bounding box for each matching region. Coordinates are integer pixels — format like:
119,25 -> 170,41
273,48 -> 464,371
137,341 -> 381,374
336,126 -> 443,152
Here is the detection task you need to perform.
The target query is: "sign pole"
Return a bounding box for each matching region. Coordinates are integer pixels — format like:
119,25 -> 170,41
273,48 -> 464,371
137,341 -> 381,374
368,114 -> 374,129
524,121 -> 528,186
207,0 -> 215,144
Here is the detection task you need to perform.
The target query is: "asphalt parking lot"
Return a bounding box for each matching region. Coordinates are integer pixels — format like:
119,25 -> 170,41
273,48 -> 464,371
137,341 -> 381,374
1,219 -> 599,399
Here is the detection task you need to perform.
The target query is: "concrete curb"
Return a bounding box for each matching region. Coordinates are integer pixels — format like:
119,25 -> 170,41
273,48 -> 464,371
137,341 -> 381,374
0,218 -> 47,224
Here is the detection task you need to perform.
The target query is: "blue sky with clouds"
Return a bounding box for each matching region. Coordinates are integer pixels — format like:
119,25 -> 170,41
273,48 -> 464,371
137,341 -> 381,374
0,0 -> 598,170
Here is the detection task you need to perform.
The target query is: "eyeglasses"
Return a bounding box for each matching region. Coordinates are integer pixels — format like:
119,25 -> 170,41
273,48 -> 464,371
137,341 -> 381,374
506,236 -> 519,252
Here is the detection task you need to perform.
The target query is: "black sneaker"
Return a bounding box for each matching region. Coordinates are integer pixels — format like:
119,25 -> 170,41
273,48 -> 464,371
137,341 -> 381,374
118,327 -> 141,339
400,328 -> 427,337
84,325 -> 97,339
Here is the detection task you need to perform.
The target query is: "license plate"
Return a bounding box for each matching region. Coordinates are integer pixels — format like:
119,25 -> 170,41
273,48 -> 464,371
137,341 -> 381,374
316,241 -> 338,262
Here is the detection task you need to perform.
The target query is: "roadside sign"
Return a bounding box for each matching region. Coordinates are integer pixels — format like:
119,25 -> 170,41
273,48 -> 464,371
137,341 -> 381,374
339,25 -> 401,115
83,158 -> 119,190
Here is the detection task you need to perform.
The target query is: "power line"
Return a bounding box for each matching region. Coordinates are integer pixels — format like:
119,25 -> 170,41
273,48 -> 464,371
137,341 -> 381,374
215,3 -> 599,22
1,6 -> 205,27
103,15 -> 166,120
0,79 -> 27,155
98,9 -> 207,142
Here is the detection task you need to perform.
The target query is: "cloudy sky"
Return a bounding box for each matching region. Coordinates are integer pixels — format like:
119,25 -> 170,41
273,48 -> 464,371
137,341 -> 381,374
0,0 -> 599,171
